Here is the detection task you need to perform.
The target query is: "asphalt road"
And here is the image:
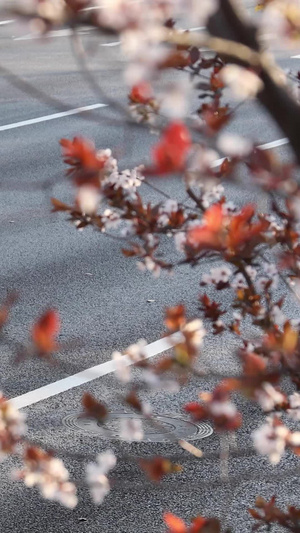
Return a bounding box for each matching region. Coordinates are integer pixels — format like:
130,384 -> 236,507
0,12 -> 299,533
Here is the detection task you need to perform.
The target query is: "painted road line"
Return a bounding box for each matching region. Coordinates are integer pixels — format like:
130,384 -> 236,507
0,19 -> 14,26
10,336 -> 174,410
258,137 -> 289,150
100,41 -> 120,47
188,26 -> 205,31
291,54 -> 300,58
210,136 -> 289,168
0,103 -> 107,132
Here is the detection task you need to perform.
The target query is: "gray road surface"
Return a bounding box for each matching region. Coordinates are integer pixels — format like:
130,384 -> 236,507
0,13 -> 299,533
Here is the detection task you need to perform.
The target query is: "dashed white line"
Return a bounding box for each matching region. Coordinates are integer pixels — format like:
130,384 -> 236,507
10,336 -> 173,409
291,54 -> 300,59
0,19 -> 14,26
100,41 -> 120,47
187,26 -> 205,32
0,103 -> 107,132
257,137 -> 289,150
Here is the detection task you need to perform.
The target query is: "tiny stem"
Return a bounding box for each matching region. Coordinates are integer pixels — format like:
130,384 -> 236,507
186,187 -> 205,212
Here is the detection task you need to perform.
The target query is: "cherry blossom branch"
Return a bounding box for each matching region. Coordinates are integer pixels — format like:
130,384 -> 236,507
186,187 -> 205,212
167,30 -> 264,70
208,0 -> 300,164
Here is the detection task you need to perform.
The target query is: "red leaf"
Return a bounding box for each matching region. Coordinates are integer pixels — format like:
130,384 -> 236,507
51,198 -> 72,212
152,122 -> 191,174
158,51 -> 190,69
125,390 -> 142,411
31,309 -> 60,353
165,304 -> 186,331
81,393 -> 107,422
184,402 -> 207,420
164,512 -> 187,533
0,292 -> 17,330
129,82 -> 152,104
187,203 -> 224,251
140,457 -> 181,482
60,137 -> 108,187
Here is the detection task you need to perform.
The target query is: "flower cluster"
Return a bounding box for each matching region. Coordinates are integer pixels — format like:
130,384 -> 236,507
15,446 -> 78,508
185,385 -> 242,432
252,416 -> 300,464
0,394 -> 26,459
86,450 -> 116,504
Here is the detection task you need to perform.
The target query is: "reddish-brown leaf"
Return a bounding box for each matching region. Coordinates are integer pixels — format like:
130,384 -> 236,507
125,390 -> 142,411
140,457 -> 181,482
152,122 -> 191,174
0,292 -> 17,330
129,82 -> 152,104
31,309 -> 60,353
165,305 -> 186,332
81,392 -> 107,422
51,198 -> 72,212
164,512 -> 187,533
60,137 -> 107,187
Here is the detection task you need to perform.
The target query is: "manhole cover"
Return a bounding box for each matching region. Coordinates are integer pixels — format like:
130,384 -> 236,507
62,412 -> 213,442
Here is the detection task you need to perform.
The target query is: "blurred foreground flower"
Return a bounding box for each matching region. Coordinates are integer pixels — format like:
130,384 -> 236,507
220,65 -> 264,100
86,450 -> 116,504
152,122 -> 191,174
0,394 -> 26,459
15,446 -> 77,508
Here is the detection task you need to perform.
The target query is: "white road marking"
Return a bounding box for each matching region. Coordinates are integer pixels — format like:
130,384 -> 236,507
291,54 -> 300,58
100,41 -> 120,47
187,26 -> 205,32
257,137 -> 289,150
10,336 -> 173,409
0,103 -> 107,132
0,19 -> 14,26
211,136 -> 289,168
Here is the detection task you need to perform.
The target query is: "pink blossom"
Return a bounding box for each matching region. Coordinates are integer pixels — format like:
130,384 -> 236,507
181,319 -> 206,348
210,400 -> 238,418
124,338 -> 147,361
202,265 -> 232,285
137,257 -> 161,277
0,395 -> 26,460
252,417 -> 300,464
252,419 -> 288,464
86,450 -> 116,505
77,186 -> 101,215
16,448 -> 77,508
111,351 -> 131,383
231,273 -> 248,290
217,133 -> 252,158
220,65 -> 264,100
255,383 -> 285,412
288,392 -> 300,420
120,418 -> 144,441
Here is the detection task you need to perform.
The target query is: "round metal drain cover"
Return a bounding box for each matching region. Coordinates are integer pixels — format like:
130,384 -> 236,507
62,412 -> 213,442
